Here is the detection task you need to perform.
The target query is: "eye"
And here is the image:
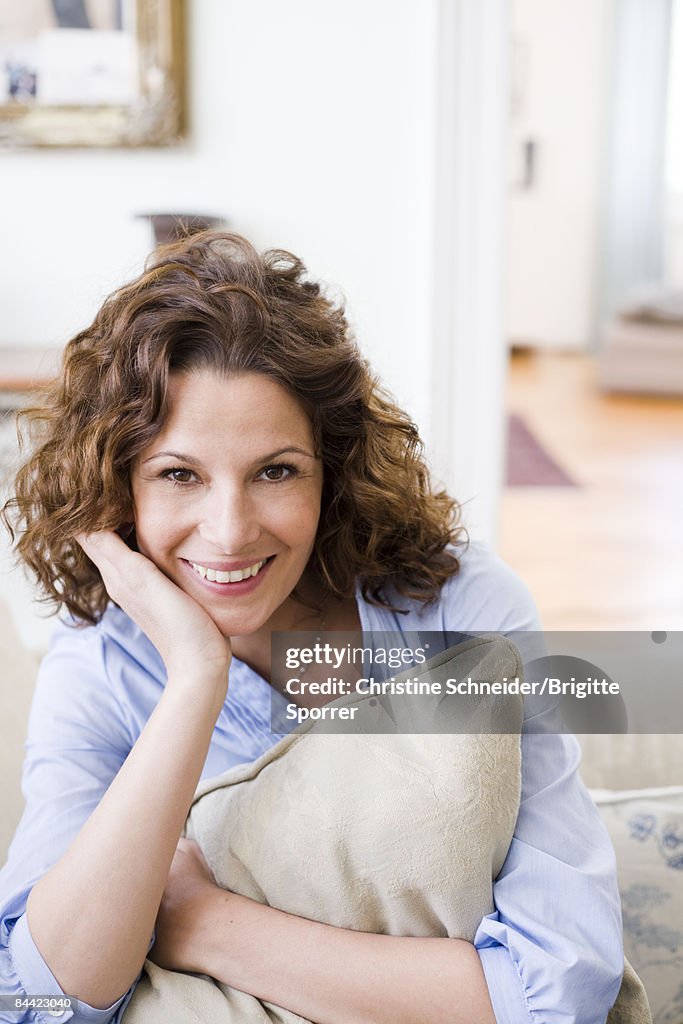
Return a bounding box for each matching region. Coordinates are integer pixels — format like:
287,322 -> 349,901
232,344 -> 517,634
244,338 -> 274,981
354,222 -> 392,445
258,462 -> 299,482
160,467 -> 197,485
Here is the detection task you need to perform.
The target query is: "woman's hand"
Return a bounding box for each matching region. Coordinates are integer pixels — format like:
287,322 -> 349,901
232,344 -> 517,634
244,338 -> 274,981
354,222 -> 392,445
149,845 -> 498,1024
77,531 -> 231,684
149,838 -> 224,975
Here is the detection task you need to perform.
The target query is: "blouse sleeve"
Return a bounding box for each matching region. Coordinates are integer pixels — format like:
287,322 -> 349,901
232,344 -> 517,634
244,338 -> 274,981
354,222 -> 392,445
0,624 -> 144,1024
440,546 -> 624,1021
474,705 -> 625,1024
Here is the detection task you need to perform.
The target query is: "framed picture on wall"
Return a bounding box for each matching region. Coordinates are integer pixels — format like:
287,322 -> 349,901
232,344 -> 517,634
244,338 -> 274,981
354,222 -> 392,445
0,0 -> 184,146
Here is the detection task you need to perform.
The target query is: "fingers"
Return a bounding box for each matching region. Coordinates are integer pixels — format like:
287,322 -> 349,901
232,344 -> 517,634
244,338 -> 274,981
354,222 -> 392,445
75,530 -> 154,609
174,838 -> 216,884
176,838 -> 208,866
76,529 -> 129,560
76,529 -> 146,575
77,530 -> 126,577
177,837 -> 199,853
74,530 -> 232,682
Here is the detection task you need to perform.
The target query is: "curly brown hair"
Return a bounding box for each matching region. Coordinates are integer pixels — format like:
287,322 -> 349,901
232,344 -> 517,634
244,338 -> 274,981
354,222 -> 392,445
2,232 -> 465,624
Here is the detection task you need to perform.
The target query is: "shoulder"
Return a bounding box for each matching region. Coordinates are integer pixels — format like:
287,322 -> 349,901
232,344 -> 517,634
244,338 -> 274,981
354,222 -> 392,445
439,541 -> 541,633
367,542 -> 541,634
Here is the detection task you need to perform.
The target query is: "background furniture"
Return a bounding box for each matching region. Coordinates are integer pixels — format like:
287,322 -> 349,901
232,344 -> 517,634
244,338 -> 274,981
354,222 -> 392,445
137,212 -> 225,247
600,286 -> 683,396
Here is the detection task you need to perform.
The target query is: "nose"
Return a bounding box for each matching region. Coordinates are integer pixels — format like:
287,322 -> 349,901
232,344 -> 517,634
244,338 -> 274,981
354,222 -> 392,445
197,482 -> 262,554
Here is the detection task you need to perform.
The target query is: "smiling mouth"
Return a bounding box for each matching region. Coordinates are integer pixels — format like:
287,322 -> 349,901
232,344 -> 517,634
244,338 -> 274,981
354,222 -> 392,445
187,557 -> 270,584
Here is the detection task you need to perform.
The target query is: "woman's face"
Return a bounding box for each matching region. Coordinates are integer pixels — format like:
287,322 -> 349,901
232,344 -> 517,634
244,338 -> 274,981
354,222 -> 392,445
131,369 -> 323,638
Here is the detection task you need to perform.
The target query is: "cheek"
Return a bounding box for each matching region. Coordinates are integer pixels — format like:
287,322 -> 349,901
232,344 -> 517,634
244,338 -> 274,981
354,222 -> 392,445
133,491 -> 186,558
257,490 -> 321,552
282,489 -> 322,544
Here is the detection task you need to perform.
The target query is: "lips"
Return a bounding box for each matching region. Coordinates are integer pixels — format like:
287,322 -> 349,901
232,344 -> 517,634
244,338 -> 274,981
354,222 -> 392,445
180,555 -> 274,590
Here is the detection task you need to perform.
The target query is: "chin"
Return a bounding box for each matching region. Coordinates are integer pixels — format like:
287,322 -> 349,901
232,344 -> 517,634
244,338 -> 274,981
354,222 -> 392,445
202,605 -> 273,639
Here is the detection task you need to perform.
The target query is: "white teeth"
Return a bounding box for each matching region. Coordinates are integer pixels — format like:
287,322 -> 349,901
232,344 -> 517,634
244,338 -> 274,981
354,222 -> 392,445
190,559 -> 266,584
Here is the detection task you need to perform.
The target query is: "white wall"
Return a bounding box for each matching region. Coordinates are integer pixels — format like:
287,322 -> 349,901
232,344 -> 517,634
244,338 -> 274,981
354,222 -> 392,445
665,0 -> 683,285
0,0 -> 437,441
506,0 -> 611,348
1,0 -> 512,648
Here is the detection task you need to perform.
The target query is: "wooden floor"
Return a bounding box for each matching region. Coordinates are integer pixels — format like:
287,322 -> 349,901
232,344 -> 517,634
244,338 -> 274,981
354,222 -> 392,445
499,350 -> 683,630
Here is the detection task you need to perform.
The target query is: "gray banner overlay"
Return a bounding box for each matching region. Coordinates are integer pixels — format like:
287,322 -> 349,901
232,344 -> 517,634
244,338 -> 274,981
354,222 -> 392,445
269,631 -> 683,735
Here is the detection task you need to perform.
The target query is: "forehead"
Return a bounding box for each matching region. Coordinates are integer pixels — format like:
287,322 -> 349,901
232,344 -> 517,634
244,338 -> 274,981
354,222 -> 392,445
157,370 -> 315,449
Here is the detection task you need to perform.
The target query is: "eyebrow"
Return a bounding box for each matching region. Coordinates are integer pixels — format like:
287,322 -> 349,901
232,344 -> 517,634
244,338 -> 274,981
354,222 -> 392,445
142,446 -> 317,466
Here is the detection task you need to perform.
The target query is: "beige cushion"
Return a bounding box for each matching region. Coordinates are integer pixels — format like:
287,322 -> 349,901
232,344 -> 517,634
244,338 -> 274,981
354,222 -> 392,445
124,637 -> 650,1024
124,636 -> 525,1023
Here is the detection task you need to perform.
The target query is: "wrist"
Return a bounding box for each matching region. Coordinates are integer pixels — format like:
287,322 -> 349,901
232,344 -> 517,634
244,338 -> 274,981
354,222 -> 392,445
177,882 -> 227,976
200,886 -> 241,981
163,664 -> 230,712
201,889 -> 270,987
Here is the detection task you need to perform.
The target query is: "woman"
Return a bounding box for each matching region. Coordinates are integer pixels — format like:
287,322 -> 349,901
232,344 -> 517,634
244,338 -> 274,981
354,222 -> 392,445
0,232 -> 623,1023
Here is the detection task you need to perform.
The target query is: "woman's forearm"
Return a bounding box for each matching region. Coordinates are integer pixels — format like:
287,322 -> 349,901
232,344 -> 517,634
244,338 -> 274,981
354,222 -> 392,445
26,674 -> 226,1010
201,891 -> 496,1024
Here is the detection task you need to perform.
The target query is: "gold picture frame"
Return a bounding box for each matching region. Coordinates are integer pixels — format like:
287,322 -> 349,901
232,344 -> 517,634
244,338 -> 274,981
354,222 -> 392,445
0,0 -> 184,147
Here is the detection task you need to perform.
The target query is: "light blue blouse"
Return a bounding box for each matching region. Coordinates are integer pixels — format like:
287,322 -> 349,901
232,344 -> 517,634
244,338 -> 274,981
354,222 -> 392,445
0,544 -> 624,1024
